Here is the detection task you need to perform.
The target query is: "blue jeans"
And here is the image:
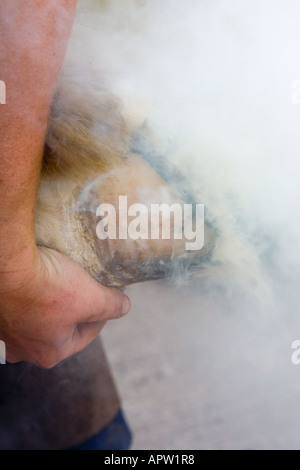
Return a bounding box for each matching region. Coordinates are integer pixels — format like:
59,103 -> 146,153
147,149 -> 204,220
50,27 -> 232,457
68,410 -> 132,450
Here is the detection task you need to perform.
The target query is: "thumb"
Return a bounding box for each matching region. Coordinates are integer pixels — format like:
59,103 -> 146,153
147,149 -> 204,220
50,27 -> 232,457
75,277 -> 131,324
39,246 -> 131,323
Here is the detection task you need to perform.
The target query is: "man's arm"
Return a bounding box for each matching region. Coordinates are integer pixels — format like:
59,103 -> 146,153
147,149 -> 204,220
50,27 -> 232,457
0,1 -> 79,273
0,0 -> 130,368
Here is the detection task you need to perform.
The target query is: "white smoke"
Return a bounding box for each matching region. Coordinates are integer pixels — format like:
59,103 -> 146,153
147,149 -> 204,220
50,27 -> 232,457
62,0 -> 300,449
63,0 -> 300,299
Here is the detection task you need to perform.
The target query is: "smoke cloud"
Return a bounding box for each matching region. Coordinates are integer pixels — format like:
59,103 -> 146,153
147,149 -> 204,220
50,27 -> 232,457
60,0 -> 300,449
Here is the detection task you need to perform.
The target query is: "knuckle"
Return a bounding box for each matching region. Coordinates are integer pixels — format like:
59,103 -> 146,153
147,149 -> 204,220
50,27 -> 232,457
33,349 -> 62,369
35,358 -> 59,369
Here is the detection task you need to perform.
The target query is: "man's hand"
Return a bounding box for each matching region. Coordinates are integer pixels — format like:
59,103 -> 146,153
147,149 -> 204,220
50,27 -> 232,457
0,246 -> 130,368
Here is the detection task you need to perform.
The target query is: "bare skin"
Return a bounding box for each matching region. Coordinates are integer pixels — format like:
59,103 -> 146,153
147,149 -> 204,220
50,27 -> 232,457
0,0 -> 130,368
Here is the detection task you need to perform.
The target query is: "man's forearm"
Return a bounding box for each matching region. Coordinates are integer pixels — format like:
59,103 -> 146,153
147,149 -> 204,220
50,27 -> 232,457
0,0 -> 78,273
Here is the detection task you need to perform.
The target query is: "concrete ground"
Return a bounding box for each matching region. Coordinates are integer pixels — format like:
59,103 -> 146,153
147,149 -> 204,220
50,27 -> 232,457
102,280 -> 300,450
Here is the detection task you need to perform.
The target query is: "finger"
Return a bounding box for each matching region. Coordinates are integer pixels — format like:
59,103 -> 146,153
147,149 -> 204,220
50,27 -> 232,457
75,280 -> 131,324
70,321 -> 106,356
76,321 -> 106,339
